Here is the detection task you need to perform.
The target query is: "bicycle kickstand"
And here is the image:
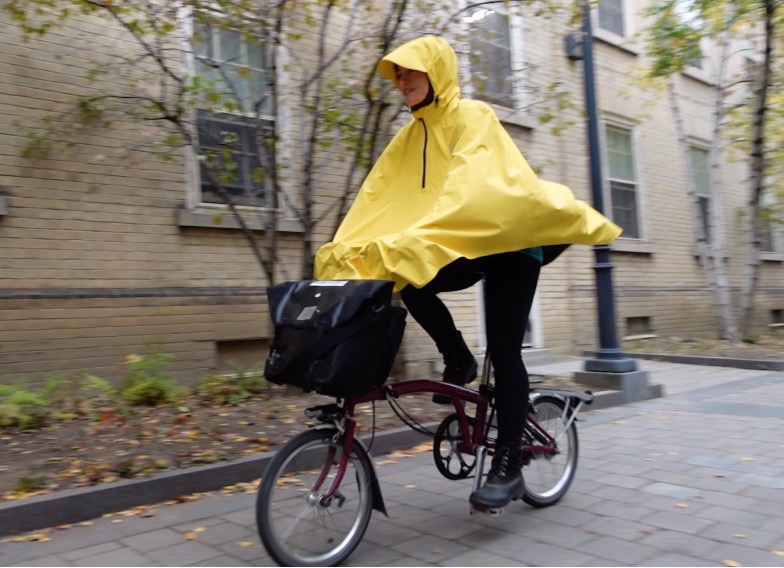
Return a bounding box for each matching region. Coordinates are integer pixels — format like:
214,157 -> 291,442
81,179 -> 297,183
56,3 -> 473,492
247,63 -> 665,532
468,445 -> 506,517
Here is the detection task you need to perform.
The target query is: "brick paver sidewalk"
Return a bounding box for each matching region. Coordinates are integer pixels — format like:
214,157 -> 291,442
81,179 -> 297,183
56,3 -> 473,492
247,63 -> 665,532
2,360 -> 783,567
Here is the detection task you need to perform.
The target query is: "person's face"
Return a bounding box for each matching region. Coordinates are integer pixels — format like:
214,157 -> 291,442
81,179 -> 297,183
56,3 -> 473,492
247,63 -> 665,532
394,66 -> 430,107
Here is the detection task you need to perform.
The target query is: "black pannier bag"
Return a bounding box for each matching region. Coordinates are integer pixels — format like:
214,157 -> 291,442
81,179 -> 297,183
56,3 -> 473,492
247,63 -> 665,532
264,279 -> 407,397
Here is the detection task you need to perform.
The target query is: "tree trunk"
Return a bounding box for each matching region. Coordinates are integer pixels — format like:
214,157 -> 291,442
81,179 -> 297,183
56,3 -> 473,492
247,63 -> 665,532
739,0 -> 776,336
666,75 -> 736,340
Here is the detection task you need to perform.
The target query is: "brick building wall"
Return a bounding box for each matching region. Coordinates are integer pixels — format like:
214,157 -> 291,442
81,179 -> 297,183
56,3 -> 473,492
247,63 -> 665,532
0,2 -> 782,388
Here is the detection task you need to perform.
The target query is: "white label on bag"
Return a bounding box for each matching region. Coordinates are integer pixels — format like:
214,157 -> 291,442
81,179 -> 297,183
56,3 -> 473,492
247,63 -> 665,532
310,281 -> 348,287
297,306 -> 318,320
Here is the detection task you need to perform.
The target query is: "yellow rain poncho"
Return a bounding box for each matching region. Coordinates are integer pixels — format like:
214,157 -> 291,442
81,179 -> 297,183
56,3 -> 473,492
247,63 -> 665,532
315,36 -> 621,291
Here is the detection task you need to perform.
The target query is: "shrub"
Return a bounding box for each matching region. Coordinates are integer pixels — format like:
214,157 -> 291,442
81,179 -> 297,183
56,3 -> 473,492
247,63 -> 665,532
195,361 -> 267,406
0,382 -> 50,429
119,353 -> 182,406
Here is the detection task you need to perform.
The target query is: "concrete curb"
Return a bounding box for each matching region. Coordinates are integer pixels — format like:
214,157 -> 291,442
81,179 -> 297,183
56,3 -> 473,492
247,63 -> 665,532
582,351 -> 784,371
0,389 -> 627,537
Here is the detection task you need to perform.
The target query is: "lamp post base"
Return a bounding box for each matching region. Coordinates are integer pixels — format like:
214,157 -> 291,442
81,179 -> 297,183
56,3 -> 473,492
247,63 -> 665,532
584,356 -> 638,373
574,368 -> 663,404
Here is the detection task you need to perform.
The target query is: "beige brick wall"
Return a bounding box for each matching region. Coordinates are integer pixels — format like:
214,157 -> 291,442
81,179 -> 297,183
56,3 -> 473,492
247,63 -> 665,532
0,2 -> 782,389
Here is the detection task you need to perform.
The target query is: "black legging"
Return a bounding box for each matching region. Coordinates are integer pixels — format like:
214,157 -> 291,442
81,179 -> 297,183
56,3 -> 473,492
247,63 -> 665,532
400,251 -> 541,444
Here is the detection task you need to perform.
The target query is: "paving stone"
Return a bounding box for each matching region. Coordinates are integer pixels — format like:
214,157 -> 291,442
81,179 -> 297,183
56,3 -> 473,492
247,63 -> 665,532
512,541 -> 596,566
188,554 -> 250,566
577,535 -> 660,565
638,529 -> 721,558
146,541 -> 222,566
693,505 -> 774,527
439,548 -> 528,566
697,523 -> 782,550
704,542 -> 784,567
637,552 -> 717,566
14,555 -> 70,567
69,547 -> 152,567
390,534 -> 469,563
61,541 -> 122,561
119,528 -> 184,552
642,510 -> 715,534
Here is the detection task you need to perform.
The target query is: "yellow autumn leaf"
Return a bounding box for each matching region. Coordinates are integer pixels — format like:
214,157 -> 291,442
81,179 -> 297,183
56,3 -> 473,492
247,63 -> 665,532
723,560 -> 742,567
733,534 -> 747,539
238,541 -> 254,547
675,503 -> 689,509
184,532 -> 197,541
772,551 -> 784,557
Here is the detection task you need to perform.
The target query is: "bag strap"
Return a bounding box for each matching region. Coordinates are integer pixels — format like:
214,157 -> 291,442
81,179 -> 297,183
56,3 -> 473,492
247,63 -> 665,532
280,306 -> 381,374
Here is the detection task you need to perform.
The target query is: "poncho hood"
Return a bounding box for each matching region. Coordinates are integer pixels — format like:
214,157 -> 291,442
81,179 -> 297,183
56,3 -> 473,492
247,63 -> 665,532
315,36 -> 621,291
377,35 -> 460,112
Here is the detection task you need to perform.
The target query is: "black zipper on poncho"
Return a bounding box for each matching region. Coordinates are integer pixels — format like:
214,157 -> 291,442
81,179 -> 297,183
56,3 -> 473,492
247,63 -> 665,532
418,118 -> 428,188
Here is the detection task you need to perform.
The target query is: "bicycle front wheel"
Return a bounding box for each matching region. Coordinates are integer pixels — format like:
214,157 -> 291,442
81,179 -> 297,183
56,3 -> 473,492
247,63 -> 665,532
522,395 -> 579,508
256,428 -> 374,567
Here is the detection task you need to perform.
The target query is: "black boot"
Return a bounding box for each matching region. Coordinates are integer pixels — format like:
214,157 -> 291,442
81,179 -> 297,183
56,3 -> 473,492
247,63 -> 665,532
469,441 -> 524,510
432,332 -> 478,404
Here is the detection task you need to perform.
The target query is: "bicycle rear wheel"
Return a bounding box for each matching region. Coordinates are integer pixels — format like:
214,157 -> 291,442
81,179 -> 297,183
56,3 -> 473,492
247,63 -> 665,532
522,395 -> 579,507
256,428 -> 374,567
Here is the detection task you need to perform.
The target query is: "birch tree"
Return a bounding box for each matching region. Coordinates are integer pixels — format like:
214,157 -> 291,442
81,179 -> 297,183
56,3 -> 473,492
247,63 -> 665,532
642,0 -> 784,339
735,0 -> 781,336
642,0 -> 740,340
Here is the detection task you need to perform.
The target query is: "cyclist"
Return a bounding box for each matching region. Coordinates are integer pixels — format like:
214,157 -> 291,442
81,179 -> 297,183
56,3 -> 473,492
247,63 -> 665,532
315,36 -> 620,510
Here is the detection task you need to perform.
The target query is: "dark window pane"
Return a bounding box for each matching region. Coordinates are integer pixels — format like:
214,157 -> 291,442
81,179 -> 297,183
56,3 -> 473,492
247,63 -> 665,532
598,0 -> 625,36
468,8 -> 514,107
197,110 -> 269,206
698,195 -> 711,243
611,180 -> 639,238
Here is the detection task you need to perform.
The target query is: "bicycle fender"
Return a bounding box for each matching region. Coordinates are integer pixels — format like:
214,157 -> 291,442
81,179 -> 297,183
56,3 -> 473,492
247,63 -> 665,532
353,436 -> 388,517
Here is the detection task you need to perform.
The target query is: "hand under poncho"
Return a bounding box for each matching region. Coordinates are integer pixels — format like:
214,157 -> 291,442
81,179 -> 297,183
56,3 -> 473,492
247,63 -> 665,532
315,36 -> 621,291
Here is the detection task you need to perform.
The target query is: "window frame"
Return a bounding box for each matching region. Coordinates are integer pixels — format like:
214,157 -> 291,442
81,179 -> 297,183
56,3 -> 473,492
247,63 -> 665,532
597,0 -> 626,37
459,1 -> 527,113
602,120 -> 645,242
688,144 -> 712,244
180,8 -> 278,213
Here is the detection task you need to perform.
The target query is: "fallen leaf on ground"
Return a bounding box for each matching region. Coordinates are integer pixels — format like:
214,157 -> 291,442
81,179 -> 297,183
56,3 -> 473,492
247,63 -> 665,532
238,541 -> 254,547
184,532 -> 197,541
723,561 -> 742,567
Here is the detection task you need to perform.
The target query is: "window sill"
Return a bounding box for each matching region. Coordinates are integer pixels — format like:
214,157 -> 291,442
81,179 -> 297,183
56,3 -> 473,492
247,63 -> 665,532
177,207 -> 303,233
761,251 -> 784,263
593,29 -> 640,56
489,104 -> 536,130
611,240 -> 655,255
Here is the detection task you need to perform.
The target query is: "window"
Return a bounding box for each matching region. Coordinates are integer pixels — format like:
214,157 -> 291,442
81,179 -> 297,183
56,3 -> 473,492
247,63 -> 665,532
689,146 -> 711,243
760,190 -> 778,252
598,0 -> 625,36
192,20 -> 274,206
463,4 -> 517,108
606,124 -> 640,238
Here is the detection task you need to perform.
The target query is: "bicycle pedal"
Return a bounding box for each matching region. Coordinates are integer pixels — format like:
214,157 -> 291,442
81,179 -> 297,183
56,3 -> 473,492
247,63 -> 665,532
469,503 -> 505,516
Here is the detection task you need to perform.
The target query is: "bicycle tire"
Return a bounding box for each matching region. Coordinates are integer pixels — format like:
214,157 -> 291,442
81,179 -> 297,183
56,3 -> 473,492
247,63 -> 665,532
256,427 -> 374,567
522,395 -> 579,507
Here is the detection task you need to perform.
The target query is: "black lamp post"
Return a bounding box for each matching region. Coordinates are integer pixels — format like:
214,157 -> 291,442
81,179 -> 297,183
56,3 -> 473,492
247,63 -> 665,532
568,0 -> 637,373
